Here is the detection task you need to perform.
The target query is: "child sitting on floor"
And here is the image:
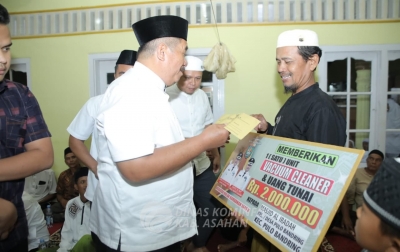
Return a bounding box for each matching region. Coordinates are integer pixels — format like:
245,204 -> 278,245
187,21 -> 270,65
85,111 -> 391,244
57,168 -> 91,252
354,157 -> 400,252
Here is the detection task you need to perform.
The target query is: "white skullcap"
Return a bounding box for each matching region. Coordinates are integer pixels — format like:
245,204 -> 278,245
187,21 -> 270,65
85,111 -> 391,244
185,56 -> 204,71
277,29 -> 319,48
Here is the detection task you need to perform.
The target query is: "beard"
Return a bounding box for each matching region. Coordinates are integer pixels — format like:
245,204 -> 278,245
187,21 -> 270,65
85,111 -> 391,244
284,84 -> 298,94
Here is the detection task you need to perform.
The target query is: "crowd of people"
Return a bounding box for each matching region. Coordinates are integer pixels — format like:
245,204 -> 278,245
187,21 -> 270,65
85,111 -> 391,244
1,2 -> 399,252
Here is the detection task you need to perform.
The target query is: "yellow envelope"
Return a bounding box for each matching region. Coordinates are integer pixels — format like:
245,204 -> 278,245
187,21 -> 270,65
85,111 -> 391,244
215,113 -> 260,139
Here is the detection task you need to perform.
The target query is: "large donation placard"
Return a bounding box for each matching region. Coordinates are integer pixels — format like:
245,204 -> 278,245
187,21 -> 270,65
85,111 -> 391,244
211,133 -> 364,252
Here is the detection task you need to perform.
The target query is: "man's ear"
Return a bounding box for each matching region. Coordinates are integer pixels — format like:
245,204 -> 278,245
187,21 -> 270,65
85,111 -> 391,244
156,43 -> 167,61
385,238 -> 400,252
74,184 -> 78,191
392,237 -> 400,252
308,54 -> 319,72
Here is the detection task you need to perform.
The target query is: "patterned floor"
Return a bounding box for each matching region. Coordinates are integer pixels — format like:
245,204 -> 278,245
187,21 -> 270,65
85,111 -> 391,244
47,223 -> 62,248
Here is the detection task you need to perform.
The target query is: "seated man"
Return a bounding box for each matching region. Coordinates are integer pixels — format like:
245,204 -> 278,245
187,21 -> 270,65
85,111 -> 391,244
22,192 -> 49,252
332,149 -> 384,237
347,149 -> 384,210
53,148 -> 81,222
58,168 -> 91,252
24,169 -> 57,208
386,98 -> 400,158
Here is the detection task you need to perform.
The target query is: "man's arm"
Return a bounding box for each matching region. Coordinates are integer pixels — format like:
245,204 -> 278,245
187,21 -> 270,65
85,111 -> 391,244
39,193 -> 56,204
210,148 -> 221,173
69,136 -> 97,176
118,124 -> 229,183
57,194 -> 69,209
341,175 -> 356,233
42,169 -> 58,204
0,198 -> 17,241
252,114 -> 274,134
0,138 -> 54,181
67,96 -> 100,176
340,194 -> 354,235
56,173 -> 69,209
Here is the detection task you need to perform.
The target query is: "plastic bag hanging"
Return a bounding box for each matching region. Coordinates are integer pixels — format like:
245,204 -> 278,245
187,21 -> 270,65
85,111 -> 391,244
204,43 -> 236,79
202,1 -> 236,79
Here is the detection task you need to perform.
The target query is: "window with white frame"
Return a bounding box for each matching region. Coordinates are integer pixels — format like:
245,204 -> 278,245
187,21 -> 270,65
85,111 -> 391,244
319,45 -> 400,165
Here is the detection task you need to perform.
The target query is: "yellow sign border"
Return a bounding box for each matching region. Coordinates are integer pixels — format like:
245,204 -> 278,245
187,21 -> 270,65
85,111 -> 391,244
211,133 -> 364,252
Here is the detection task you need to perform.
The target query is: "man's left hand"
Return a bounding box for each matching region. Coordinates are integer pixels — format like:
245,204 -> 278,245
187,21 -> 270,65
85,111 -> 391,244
213,154 -> 221,174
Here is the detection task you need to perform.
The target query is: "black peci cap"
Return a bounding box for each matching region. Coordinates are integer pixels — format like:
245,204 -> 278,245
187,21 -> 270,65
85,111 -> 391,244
64,147 -> 72,156
132,15 -> 188,46
116,50 -> 137,66
363,158 -> 400,231
74,167 -> 89,183
368,149 -> 384,160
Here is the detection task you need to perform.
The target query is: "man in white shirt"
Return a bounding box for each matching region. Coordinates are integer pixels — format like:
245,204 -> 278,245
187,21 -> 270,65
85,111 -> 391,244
166,56 -> 221,252
24,169 -> 57,208
231,157 -> 254,194
68,49 -> 137,202
58,168 -> 91,252
90,15 -> 229,252
219,152 -> 243,187
386,98 -> 400,158
21,192 -> 49,252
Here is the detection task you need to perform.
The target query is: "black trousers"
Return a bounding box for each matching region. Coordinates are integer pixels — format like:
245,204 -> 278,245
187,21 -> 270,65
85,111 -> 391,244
92,232 -> 180,252
192,164 -> 223,247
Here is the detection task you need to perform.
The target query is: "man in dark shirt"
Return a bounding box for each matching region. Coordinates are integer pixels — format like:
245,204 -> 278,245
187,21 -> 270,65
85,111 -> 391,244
56,147 -> 81,208
254,30 -> 346,146
252,29 -> 346,251
0,4 -> 54,252
52,147 -> 81,222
